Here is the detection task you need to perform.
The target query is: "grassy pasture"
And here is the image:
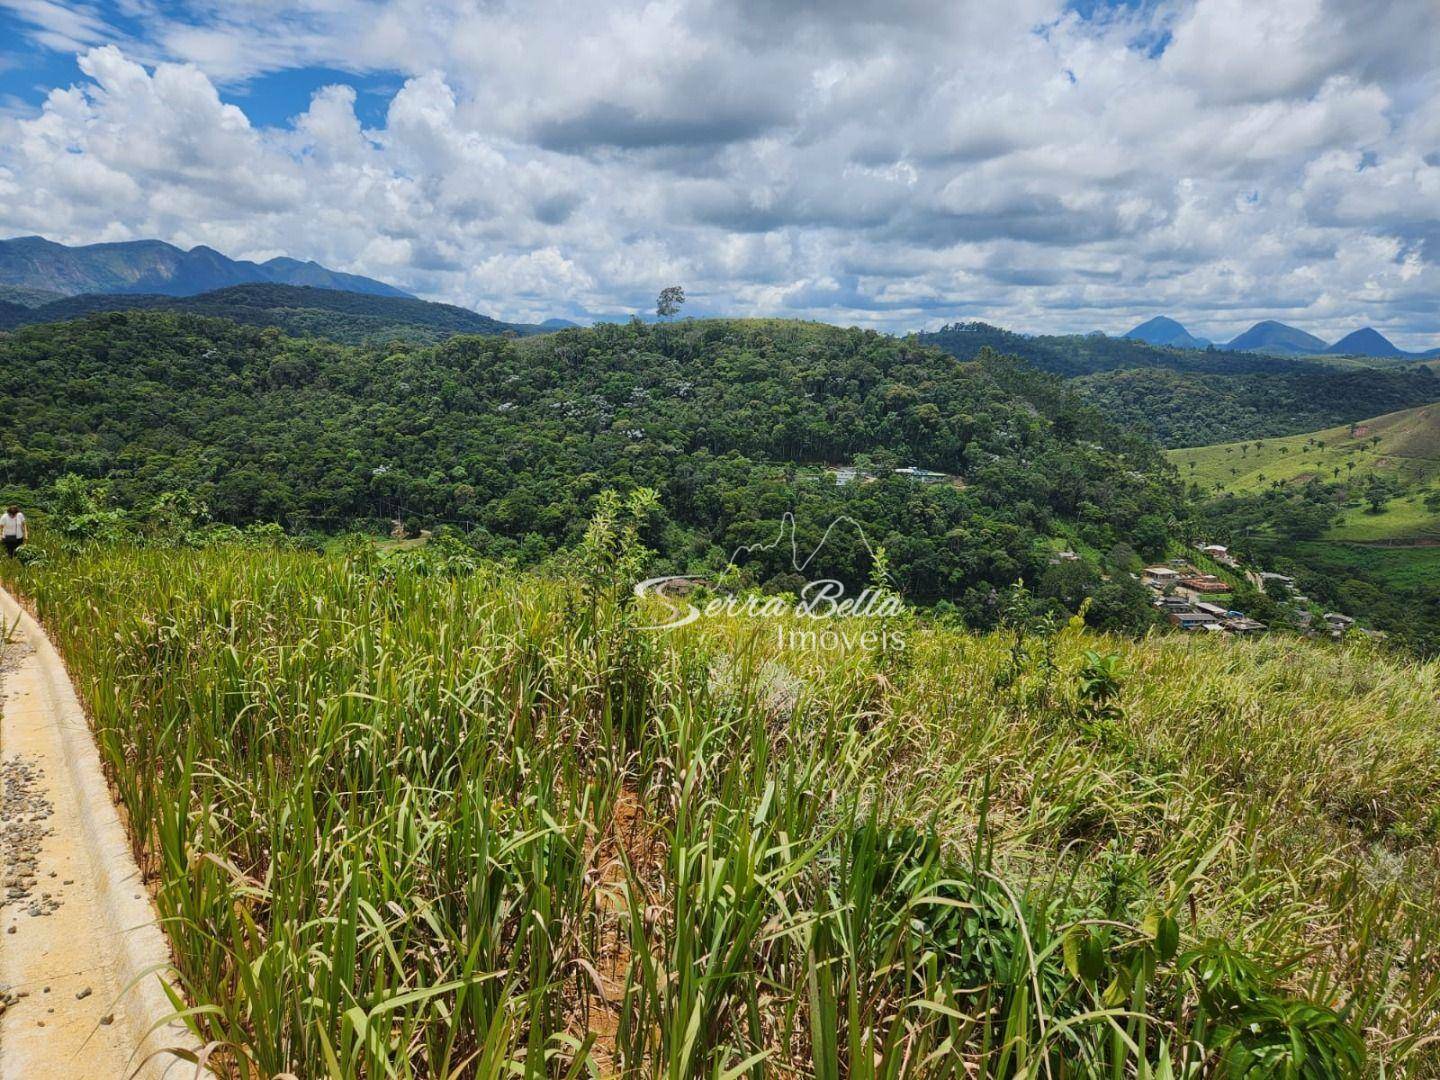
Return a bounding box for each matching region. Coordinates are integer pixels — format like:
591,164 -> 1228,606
1169,402 -> 1440,496
1291,540 -> 1440,592
1170,403 -> 1440,554
5,543 -> 1440,1077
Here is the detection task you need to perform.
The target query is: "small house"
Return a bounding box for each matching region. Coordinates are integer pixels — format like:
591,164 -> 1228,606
1169,610 -> 1220,631
1323,613 -> 1355,631
1193,602 -> 1229,618
1179,575 -> 1230,593
894,466 -> 949,484
1223,617 -> 1267,633
1143,566 -> 1181,588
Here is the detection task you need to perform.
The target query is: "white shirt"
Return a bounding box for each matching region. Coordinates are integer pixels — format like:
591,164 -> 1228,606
1,512 -> 24,538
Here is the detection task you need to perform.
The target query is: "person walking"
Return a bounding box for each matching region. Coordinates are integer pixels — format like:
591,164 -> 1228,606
1,504 -> 27,558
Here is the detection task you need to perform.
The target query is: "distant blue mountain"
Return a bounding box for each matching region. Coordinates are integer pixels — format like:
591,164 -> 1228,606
1123,316 -> 1209,349
1325,327 -> 1404,358
1226,320 -> 1328,356
0,235 -> 410,299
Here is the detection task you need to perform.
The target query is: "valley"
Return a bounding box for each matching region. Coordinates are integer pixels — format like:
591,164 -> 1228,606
1,254 -> 1438,1076
1170,403 -> 1440,647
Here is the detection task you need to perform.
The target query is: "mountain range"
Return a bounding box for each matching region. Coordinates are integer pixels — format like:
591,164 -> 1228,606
0,235 -> 410,300
4,236 -> 1436,362
1124,315 -> 1439,359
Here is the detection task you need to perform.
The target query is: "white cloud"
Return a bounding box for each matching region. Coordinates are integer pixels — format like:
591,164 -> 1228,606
0,0 -> 1437,345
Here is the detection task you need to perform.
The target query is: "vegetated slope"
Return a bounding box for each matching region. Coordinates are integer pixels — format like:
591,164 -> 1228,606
1123,315 -> 1208,348
1172,404 -> 1440,651
0,234 -> 409,297
0,299 -> 29,328
5,544 -> 1438,1075
1325,326 -> 1405,358
917,322 -> 1440,446
0,312 -> 1178,619
0,284 -> 65,307
1170,402 -> 1440,495
1224,320 -> 1328,355
1072,364 -> 1440,447
917,322 -> 1280,377
0,283 -> 537,344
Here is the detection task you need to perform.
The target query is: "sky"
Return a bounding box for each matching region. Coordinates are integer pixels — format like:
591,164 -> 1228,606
0,0 -> 1437,347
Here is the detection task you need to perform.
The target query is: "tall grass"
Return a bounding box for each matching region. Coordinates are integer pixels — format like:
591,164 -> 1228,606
5,542 -> 1438,1077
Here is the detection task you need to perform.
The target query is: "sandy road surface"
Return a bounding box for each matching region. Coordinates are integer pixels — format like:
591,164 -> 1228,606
0,588 -> 204,1078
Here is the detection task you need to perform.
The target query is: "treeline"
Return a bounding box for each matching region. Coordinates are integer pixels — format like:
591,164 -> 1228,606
0,312 -> 1181,625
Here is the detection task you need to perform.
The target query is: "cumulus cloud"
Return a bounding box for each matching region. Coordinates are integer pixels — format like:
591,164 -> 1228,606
0,0 -> 1437,344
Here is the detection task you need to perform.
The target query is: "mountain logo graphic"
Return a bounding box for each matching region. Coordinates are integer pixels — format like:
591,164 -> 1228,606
633,513 -> 900,631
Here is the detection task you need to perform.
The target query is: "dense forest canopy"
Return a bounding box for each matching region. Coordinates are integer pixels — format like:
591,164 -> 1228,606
0,312 -> 1180,624
919,322 -> 1440,446
1070,365 -> 1440,447
0,283 -> 541,344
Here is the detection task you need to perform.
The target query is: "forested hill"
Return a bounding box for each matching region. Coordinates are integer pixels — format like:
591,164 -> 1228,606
916,321 -> 1309,377
0,283 -> 544,344
0,312 -> 1179,621
918,322 -> 1440,446
1071,365 -> 1440,447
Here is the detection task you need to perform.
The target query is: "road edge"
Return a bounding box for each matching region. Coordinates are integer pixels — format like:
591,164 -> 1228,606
0,585 -> 209,1078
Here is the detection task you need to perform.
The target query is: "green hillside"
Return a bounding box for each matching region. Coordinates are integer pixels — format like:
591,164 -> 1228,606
0,312 -> 1179,625
0,284 -> 66,306
1170,402 -> 1440,492
1172,405 -> 1440,649
918,323 -> 1440,446
0,282 -> 539,343
1170,403 -> 1440,545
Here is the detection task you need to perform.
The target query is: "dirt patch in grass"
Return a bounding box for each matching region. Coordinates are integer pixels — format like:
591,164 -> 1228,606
577,784 -> 668,1075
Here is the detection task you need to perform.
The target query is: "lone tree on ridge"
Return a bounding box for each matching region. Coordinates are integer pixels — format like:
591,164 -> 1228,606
656,285 -> 686,319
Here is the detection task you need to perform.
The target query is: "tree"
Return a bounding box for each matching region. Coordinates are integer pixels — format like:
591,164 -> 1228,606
1105,542 -> 1141,574
1086,577 -> 1156,634
1263,576 -> 1292,601
1362,473 -> 1399,514
1131,514 -> 1169,561
656,286 -> 686,319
